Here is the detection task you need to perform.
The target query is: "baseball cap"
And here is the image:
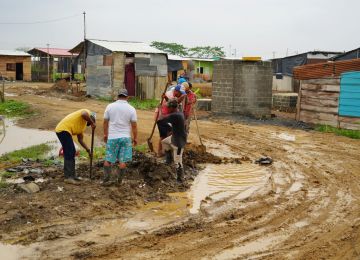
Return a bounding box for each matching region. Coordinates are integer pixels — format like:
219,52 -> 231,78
174,84 -> 186,94
118,89 -> 128,97
167,98 -> 178,108
178,77 -> 187,84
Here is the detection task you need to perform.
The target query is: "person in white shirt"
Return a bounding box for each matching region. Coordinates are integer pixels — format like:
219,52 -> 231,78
103,89 -> 138,184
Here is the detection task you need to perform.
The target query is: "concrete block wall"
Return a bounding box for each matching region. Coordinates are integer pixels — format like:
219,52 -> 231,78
272,93 -> 298,112
212,60 -> 273,117
86,55 -> 112,97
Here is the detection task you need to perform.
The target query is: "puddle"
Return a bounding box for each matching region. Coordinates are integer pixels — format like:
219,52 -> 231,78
188,163 -> 268,214
0,120 -> 59,156
0,243 -> 39,260
214,235 -> 286,259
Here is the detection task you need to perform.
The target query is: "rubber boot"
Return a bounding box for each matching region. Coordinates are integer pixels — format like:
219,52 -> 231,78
176,164 -> 185,183
165,150 -> 173,164
64,159 -> 79,185
115,167 -> 125,184
102,166 -> 112,186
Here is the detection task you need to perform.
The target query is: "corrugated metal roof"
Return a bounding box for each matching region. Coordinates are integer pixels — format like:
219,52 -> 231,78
167,55 -> 190,61
89,39 -> 166,54
0,50 -> 31,56
294,59 -> 360,80
29,48 -> 74,57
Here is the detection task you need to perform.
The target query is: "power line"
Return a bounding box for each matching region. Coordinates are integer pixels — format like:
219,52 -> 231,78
0,13 -> 81,25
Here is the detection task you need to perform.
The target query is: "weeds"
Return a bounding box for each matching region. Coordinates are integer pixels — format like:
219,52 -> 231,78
315,125 -> 360,139
0,181 -> 9,189
1,171 -> 13,178
79,146 -> 106,160
134,144 -> 148,153
0,100 -> 34,118
0,143 -> 52,163
128,98 -> 159,110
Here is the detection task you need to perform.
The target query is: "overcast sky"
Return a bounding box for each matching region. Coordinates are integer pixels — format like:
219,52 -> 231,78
0,0 -> 359,59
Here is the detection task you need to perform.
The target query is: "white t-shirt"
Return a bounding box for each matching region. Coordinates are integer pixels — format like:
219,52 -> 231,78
104,100 -> 137,139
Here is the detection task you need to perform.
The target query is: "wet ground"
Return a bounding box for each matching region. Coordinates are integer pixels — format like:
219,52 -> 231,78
1,82 -> 360,259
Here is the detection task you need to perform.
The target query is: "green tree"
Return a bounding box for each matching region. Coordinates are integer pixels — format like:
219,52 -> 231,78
15,47 -> 31,52
188,46 -> 225,58
150,41 -> 188,56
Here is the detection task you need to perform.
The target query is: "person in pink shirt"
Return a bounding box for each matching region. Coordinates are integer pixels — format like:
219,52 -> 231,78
183,82 -> 197,134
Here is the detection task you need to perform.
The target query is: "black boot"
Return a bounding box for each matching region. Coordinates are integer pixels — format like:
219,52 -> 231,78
115,167 -> 125,184
64,159 -> 79,184
102,166 -> 111,185
176,164 -> 184,183
165,150 -> 173,164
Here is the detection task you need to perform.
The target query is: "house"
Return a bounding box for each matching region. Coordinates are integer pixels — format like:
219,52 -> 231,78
0,50 -> 31,81
27,47 -> 79,82
331,47 -> 360,61
167,55 -> 190,82
192,58 -> 216,82
70,39 -> 168,99
271,51 -> 341,92
293,59 -> 360,130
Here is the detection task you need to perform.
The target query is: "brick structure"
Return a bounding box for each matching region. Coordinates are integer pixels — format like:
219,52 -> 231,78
212,59 -> 273,117
272,93 -> 298,112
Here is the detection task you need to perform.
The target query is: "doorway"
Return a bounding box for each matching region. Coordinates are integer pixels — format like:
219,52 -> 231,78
16,63 -> 23,80
125,63 -> 135,96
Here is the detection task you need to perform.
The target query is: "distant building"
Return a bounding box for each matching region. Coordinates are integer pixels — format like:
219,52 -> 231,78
167,55 -> 190,82
271,51 -> 341,92
331,47 -> 360,61
192,58 -> 216,82
0,50 -> 31,81
70,39 -> 168,99
27,48 -> 79,82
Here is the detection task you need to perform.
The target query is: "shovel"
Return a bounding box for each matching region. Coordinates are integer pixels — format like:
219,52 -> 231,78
193,107 -> 206,153
147,82 -> 170,152
89,127 -> 95,179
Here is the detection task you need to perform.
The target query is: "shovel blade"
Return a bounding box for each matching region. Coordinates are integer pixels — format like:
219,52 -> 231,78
147,139 -> 154,152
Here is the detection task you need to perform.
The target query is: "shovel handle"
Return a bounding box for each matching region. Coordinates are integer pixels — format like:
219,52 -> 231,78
193,108 -> 204,146
89,128 -> 95,179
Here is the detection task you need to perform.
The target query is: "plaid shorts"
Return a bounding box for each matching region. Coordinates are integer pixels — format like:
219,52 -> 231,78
105,137 -> 132,163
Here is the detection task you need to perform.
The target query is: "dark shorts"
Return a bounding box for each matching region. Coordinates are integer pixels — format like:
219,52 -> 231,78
157,120 -> 171,138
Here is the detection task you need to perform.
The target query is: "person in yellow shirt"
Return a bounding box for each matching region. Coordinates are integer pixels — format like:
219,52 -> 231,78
55,109 -> 96,183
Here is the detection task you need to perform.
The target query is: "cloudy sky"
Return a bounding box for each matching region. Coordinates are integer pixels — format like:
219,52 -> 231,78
0,0 -> 359,59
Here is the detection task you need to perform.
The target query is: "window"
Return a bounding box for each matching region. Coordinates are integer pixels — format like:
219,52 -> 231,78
6,63 -> 16,71
103,55 -> 113,66
197,67 -> 204,74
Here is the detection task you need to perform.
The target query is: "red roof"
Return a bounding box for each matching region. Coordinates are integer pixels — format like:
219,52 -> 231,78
35,48 -> 74,57
293,59 -> 360,80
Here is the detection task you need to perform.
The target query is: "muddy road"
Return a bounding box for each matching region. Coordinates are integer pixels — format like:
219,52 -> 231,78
1,83 -> 360,259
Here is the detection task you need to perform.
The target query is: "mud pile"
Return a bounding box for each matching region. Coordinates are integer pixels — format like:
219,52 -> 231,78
0,147 -> 242,244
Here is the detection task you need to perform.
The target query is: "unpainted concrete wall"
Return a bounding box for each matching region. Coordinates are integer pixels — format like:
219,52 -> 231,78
212,60 -> 273,117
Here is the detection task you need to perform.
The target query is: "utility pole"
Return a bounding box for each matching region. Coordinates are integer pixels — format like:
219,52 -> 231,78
83,11 -> 86,76
47,43 -> 50,83
272,51 -> 276,59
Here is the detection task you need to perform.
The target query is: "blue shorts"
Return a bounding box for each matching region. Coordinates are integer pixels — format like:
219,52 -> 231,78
105,137 -> 132,164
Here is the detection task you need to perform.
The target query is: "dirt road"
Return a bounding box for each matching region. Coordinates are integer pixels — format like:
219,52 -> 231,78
2,83 -> 360,259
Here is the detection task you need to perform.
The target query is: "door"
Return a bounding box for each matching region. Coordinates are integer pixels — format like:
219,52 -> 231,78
125,63 -> 135,96
16,63 -> 23,80
339,71 -> 360,117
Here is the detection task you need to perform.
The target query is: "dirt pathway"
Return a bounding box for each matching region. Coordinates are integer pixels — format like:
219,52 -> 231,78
2,85 -> 360,259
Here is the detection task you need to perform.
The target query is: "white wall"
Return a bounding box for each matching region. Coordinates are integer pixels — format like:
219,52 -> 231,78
272,75 -> 293,92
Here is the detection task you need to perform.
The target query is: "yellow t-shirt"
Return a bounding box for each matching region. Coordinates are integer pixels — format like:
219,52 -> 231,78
55,109 -> 90,135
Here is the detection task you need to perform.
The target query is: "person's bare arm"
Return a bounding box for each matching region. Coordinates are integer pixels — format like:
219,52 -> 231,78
77,133 -> 90,155
81,110 -> 96,130
103,119 -> 109,143
131,122 -> 138,146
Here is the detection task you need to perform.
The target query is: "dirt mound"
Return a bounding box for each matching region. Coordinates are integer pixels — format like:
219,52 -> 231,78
0,148 -> 240,244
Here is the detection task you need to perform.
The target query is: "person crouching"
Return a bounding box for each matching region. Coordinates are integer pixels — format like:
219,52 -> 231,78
157,99 -> 187,182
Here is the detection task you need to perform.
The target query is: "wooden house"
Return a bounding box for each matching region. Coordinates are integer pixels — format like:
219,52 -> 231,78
70,39 -> 168,99
0,50 -> 31,81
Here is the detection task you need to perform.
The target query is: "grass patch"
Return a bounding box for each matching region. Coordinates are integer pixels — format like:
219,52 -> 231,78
0,100 -> 34,118
79,146 -> 106,160
134,143 -> 148,153
0,181 -> 9,189
315,125 -> 360,139
0,143 -> 52,163
128,98 -> 159,110
97,96 -> 159,110
1,171 -> 13,178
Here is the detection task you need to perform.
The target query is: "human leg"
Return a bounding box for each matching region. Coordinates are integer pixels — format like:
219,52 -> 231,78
56,131 -> 76,179
161,136 -> 173,164
103,139 -> 119,184
115,137 -> 133,184
171,144 -> 184,182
